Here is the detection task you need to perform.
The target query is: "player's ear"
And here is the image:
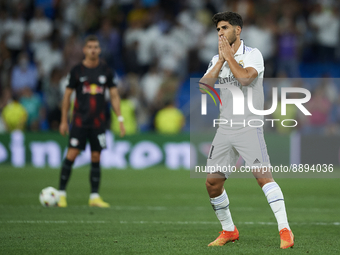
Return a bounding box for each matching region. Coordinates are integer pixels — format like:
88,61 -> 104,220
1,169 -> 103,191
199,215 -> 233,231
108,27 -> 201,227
236,26 -> 241,36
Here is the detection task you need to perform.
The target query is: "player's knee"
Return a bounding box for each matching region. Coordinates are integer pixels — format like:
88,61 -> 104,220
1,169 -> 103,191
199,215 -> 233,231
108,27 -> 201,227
66,149 -> 79,161
206,179 -> 222,197
205,179 -> 213,190
91,152 -> 100,162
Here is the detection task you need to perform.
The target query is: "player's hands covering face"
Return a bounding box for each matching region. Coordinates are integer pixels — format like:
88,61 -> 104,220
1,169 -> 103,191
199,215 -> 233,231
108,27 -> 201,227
219,36 -> 236,62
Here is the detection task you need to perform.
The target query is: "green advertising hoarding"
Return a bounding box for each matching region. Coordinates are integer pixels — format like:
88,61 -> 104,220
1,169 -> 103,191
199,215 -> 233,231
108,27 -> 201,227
0,131 -> 290,169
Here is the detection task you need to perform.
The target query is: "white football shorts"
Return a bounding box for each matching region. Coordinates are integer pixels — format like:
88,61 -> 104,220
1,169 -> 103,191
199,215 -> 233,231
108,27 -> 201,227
207,126 -> 271,178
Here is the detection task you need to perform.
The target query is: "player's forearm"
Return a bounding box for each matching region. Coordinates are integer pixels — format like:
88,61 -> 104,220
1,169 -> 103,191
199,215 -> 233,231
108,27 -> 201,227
226,58 -> 253,86
111,98 -> 122,117
61,96 -> 71,124
199,60 -> 224,93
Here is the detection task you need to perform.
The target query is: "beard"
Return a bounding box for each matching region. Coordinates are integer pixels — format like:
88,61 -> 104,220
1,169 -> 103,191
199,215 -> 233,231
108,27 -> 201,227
228,30 -> 237,45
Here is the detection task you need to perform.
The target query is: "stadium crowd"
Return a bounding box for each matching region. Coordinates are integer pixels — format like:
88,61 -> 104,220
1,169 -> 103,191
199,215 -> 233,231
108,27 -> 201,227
0,0 -> 340,134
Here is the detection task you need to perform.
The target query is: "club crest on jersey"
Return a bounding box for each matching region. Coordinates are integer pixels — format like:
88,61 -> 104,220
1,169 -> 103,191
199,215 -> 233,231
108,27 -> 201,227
83,83 -> 104,95
238,60 -> 244,67
98,75 -> 107,84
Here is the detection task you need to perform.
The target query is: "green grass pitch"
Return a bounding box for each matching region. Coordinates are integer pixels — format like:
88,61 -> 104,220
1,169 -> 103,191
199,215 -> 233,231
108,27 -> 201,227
0,165 -> 339,254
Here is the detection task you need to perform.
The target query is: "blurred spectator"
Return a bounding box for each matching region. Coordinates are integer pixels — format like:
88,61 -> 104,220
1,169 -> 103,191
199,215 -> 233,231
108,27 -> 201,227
302,84 -> 332,134
63,32 -> 84,72
0,40 -> 12,90
198,23 -> 218,70
120,73 -> 150,131
155,20 -> 186,75
177,5 -> 205,49
81,1 -> 101,33
54,12 -> 73,41
0,87 -> 12,111
111,87 -> 138,135
97,18 -> 122,71
242,16 -> 276,77
3,10 -> 26,62
62,0 -> 84,28
320,74 -> 338,104
0,10 -> 7,40
277,9 -> 300,77
34,37 -> 63,78
272,99 -> 298,135
140,64 -> 163,107
27,8 -> 53,53
11,52 -> 39,93
309,4 -> 340,62
124,9 -> 160,74
20,87 -> 43,131
0,0 -> 340,133
2,94 -> 27,131
155,100 -> 185,134
35,0 -> 55,19
43,68 -> 63,131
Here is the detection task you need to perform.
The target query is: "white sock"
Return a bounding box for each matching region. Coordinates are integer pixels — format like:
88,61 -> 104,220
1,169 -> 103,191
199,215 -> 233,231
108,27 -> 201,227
262,182 -> 290,231
59,190 -> 66,197
90,193 -> 100,199
210,189 -> 235,231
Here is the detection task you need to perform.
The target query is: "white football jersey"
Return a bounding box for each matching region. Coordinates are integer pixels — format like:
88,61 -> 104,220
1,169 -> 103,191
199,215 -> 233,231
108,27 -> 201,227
205,40 -> 265,133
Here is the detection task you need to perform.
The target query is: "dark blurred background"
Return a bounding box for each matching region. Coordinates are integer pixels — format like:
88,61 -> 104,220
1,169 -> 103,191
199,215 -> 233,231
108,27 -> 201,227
0,0 -> 340,136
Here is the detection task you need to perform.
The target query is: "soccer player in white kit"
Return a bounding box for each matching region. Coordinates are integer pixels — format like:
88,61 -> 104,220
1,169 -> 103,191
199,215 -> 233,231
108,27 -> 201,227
199,12 -> 294,249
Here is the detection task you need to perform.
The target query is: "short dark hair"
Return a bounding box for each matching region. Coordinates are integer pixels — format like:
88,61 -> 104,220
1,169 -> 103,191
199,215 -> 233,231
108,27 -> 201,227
212,11 -> 243,28
84,35 -> 99,46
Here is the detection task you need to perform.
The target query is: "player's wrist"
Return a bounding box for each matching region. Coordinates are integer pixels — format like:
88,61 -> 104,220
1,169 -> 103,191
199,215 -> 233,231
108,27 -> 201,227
217,59 -> 225,65
118,116 -> 124,122
225,52 -> 235,62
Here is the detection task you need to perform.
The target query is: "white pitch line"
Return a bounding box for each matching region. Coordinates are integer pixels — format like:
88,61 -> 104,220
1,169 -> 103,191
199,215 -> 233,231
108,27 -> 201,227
0,220 -> 339,226
0,220 -> 108,224
0,205 -> 338,213
119,221 -> 340,226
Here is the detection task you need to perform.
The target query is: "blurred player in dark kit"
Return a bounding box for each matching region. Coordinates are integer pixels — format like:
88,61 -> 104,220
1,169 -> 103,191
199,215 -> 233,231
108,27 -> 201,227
58,35 -> 125,207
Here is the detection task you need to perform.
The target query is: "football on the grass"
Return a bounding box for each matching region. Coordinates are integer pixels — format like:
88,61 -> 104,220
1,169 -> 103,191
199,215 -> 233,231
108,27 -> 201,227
39,187 -> 60,207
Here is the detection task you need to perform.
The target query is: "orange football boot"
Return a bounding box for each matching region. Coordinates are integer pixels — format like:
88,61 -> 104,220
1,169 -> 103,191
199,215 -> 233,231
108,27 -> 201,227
208,226 -> 239,246
280,228 -> 294,249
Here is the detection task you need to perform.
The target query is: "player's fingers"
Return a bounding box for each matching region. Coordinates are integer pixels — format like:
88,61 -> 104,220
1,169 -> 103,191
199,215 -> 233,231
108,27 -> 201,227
223,37 -> 230,47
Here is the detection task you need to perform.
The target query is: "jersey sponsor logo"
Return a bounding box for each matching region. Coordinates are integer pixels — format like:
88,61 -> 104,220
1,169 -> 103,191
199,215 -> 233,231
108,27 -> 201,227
219,75 -> 237,84
70,138 -> 79,147
82,84 -> 104,95
219,75 -> 241,88
80,76 -> 87,82
98,75 -> 106,84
